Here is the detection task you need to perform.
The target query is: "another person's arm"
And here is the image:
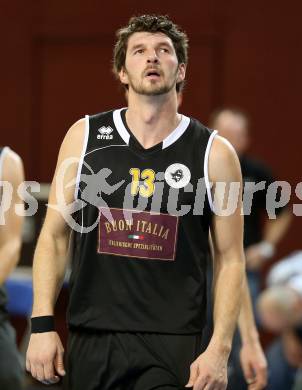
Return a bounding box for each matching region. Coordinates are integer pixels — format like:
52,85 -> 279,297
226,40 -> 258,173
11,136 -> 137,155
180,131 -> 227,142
26,118 -> 85,384
0,148 -> 24,284
186,136 -> 245,389
263,207 -> 292,247
246,204 -> 292,270
238,274 -> 267,390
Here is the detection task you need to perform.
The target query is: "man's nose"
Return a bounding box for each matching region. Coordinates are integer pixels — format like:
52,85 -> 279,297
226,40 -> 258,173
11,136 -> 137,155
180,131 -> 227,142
147,51 -> 159,64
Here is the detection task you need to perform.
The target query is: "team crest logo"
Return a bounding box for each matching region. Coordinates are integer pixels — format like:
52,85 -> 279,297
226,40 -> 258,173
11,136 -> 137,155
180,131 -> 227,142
170,169 -> 184,183
97,126 -> 114,140
164,163 -> 191,189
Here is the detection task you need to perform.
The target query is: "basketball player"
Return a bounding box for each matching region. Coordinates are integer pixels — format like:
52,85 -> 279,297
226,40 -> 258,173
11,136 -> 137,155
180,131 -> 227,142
0,147 -> 24,389
27,15 -> 249,390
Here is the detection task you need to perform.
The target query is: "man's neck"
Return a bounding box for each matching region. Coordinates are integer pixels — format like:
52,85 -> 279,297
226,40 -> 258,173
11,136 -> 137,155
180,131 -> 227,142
126,90 -> 181,149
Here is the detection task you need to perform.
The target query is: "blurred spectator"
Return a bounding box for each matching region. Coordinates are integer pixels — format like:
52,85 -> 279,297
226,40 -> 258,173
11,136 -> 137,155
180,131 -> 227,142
258,251 -> 302,332
0,146 -> 25,389
257,251 -> 302,389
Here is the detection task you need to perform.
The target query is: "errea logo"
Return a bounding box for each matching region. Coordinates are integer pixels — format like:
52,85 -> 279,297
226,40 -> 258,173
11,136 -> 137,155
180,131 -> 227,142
97,126 -> 114,140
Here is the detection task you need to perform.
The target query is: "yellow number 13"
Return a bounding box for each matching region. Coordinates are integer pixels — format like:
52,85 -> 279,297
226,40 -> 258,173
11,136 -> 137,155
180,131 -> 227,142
129,168 -> 155,198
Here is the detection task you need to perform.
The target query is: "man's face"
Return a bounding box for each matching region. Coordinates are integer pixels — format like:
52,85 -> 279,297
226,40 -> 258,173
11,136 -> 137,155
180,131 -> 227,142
213,111 -> 249,156
119,32 -> 185,96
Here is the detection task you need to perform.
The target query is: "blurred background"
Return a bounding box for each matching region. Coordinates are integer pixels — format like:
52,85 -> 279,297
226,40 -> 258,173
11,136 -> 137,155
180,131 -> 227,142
1,0 -> 302,389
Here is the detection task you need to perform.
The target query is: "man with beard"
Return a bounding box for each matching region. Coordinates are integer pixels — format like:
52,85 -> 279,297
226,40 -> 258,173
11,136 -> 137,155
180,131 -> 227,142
26,15 -> 265,390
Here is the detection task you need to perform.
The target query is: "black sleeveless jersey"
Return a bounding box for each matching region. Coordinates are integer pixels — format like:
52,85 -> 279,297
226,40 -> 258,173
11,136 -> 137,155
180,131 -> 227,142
0,147 -> 9,321
68,108 -> 217,334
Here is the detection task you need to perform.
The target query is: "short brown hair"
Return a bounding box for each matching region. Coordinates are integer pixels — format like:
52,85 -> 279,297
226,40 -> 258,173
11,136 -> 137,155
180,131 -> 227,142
113,14 -> 189,92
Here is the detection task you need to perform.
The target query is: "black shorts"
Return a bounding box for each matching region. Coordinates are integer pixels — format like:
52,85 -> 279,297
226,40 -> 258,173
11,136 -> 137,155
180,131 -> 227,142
64,329 -> 204,390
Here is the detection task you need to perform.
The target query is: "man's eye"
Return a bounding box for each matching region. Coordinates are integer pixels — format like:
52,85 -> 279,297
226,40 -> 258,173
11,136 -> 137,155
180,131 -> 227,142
160,48 -> 169,53
134,49 -> 144,54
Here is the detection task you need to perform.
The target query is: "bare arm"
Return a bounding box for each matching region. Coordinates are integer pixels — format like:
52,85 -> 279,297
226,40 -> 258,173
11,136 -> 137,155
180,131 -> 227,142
238,274 -> 267,389
209,237 -> 267,389
0,148 -> 24,284
263,207 -> 292,246
209,136 -> 245,354
246,207 -> 292,270
238,274 -> 259,345
208,238 -> 257,345
31,118 -> 85,317
186,136 -> 245,389
210,139 -> 267,389
27,118 -> 85,385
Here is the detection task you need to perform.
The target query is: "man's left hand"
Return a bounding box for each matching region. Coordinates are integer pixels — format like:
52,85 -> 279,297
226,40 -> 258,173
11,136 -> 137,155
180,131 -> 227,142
240,339 -> 268,390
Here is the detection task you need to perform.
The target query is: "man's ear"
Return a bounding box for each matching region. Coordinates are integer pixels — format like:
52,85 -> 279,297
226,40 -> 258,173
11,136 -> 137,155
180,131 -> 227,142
177,63 -> 186,83
119,67 -> 129,86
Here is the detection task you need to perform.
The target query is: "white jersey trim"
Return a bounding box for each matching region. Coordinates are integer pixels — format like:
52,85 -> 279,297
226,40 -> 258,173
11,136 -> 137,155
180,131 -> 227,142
85,144 -> 129,157
0,146 -> 10,181
113,108 -> 130,144
204,130 -> 218,213
162,115 -> 190,149
74,115 -> 90,200
113,108 -> 190,149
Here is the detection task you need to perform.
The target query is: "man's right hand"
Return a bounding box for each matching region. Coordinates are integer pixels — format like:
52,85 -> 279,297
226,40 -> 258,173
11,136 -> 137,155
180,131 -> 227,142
185,345 -> 228,389
26,332 -> 66,385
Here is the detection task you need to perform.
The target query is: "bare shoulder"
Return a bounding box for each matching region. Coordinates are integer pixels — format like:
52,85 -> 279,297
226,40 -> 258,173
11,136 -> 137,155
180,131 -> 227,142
3,147 -> 23,167
58,117 -> 86,161
2,148 -> 24,183
65,117 -> 86,139
208,135 -> 242,182
62,118 -> 86,150
210,135 -> 238,165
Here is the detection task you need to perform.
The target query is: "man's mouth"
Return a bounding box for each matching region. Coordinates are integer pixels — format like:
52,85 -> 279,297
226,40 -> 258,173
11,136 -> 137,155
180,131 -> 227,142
145,69 -> 161,78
